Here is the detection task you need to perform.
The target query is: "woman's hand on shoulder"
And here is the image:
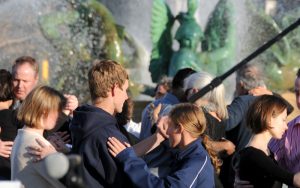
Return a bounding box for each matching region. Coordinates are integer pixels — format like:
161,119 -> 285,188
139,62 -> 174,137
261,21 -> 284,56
107,137 -> 130,157
28,138 -> 57,162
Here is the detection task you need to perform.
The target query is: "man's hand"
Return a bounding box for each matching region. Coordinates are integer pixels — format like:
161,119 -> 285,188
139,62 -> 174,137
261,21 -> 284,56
221,138 -> 236,155
62,94 -> 79,116
47,131 -> 71,153
28,138 -> 56,161
0,127 -> 14,158
248,86 -> 272,96
0,139 -> 13,158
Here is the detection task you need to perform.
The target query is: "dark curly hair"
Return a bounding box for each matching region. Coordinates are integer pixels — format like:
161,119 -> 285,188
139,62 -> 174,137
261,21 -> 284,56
0,69 -> 14,102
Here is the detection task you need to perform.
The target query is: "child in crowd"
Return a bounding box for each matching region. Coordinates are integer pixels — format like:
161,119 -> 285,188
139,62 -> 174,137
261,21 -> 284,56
11,85 -> 66,188
235,95 -> 300,187
116,98 -> 141,144
108,103 -> 216,188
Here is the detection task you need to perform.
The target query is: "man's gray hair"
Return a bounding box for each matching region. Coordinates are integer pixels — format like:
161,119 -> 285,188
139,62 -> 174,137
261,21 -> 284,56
236,64 -> 266,91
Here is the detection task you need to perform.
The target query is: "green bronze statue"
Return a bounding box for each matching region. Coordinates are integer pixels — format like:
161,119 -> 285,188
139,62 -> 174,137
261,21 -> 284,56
150,0 -> 236,82
38,0 -> 146,102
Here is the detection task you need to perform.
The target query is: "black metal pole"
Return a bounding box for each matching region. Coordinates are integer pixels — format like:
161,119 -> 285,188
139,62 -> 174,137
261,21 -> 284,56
188,17 -> 300,103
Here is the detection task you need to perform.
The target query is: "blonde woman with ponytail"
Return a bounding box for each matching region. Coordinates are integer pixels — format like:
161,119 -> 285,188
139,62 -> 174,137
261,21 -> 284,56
107,103 -> 215,188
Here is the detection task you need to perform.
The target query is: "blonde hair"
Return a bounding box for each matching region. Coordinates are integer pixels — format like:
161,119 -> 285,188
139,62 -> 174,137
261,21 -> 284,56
17,85 -> 66,129
184,72 -> 228,120
88,59 -> 128,101
169,103 -> 221,172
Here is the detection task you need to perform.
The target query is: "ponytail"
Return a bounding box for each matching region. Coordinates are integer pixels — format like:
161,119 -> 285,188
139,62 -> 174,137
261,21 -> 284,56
201,134 -> 222,174
168,103 -> 222,172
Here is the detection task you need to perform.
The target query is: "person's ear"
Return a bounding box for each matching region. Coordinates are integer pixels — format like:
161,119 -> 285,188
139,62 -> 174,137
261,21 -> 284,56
111,84 -> 117,97
42,111 -> 48,118
268,119 -> 274,129
239,81 -> 245,89
187,88 -> 198,99
176,124 -> 184,134
34,75 -> 39,85
191,88 -> 199,95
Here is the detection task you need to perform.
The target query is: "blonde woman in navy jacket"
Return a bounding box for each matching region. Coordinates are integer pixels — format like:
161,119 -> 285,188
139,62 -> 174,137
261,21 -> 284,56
108,103 -> 216,188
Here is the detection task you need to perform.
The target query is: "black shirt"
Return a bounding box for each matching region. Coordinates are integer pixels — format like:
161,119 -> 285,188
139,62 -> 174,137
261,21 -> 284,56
204,111 -> 225,141
0,109 -> 20,179
236,146 -> 294,187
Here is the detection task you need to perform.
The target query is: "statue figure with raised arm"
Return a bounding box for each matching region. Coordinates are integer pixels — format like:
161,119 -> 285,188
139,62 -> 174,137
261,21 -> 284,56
149,0 -> 236,82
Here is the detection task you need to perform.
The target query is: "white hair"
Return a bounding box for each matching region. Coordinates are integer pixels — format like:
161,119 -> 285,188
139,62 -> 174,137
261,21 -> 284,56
184,72 -> 228,120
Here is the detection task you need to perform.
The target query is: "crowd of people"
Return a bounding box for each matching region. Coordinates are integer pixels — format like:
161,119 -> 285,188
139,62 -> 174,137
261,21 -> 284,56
0,55 -> 300,188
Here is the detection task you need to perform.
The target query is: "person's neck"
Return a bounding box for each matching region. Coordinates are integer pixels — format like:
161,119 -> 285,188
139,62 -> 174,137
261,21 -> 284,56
194,99 -> 208,107
0,100 -> 13,110
248,132 -> 272,155
178,132 -> 197,150
93,98 -> 115,116
208,111 -> 221,122
194,100 -> 222,121
23,126 -> 44,136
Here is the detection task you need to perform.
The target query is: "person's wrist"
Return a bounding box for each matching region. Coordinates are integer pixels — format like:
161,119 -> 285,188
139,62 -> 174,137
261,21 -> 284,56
156,131 -> 167,142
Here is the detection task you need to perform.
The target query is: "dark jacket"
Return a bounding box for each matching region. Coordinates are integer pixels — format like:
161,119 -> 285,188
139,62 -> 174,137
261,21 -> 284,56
225,95 -> 256,151
70,105 -> 131,188
0,109 -> 20,179
116,138 -> 215,188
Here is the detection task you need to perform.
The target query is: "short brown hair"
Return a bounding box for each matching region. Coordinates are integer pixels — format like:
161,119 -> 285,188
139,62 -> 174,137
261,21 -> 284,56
247,95 -> 287,134
17,85 -> 66,129
12,56 -> 39,77
0,69 -> 14,102
88,59 -> 128,101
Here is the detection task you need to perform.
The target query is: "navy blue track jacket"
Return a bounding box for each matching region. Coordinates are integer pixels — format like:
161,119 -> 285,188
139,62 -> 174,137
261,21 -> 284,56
116,138 -> 215,188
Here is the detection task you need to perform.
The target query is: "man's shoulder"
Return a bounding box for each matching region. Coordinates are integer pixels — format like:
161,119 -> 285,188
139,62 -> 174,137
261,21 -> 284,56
0,109 -> 14,121
235,94 -> 256,101
230,95 -> 256,107
161,93 -> 179,104
290,115 -> 300,125
71,105 -> 119,139
75,104 -> 105,113
74,105 -> 114,121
